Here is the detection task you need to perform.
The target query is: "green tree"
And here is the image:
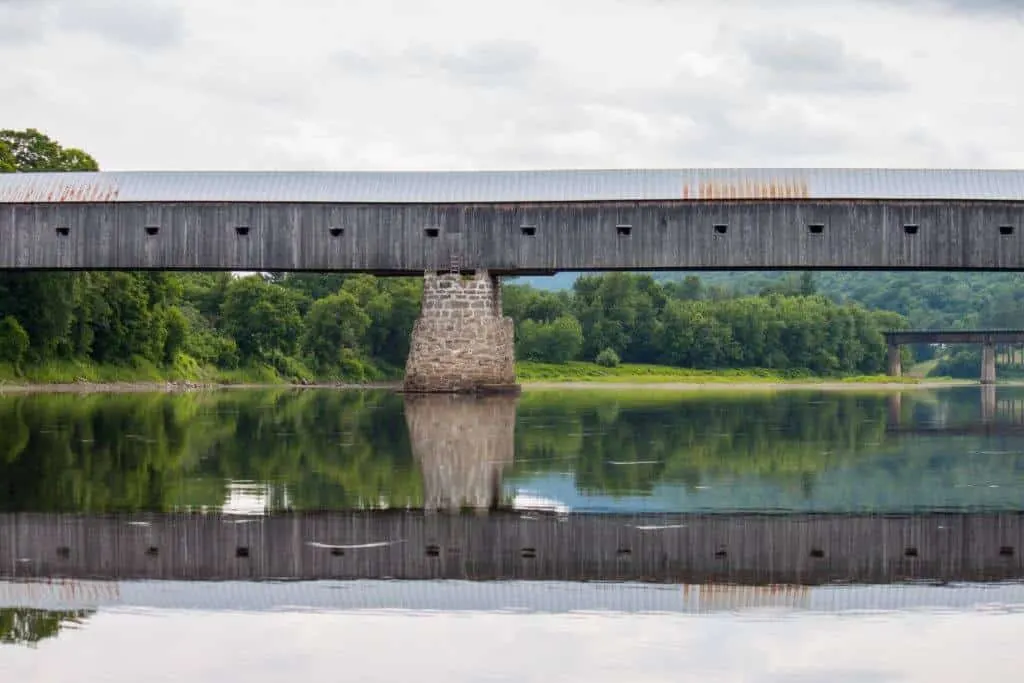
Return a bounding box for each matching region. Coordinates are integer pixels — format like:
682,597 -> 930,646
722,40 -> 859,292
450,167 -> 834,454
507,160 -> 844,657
0,140 -> 15,172
221,276 -> 303,360
1,609 -> 94,646
518,315 -> 583,363
301,292 -> 372,373
0,316 -> 29,366
0,128 -> 98,172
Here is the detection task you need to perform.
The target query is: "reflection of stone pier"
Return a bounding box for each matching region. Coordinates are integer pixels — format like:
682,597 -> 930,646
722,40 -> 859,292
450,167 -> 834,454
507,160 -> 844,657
404,393 -> 518,511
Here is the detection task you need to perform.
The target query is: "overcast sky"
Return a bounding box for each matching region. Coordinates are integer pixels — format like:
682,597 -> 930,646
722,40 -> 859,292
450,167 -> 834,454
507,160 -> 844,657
1,0 -> 1022,171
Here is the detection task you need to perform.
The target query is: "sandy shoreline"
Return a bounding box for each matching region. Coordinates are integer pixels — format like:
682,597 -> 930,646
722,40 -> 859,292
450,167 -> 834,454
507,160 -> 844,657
0,379 -> 982,394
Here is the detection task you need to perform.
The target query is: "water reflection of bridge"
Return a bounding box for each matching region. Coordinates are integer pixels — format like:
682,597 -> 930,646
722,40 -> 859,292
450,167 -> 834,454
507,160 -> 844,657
0,511 -> 1021,586
886,386 -> 1024,435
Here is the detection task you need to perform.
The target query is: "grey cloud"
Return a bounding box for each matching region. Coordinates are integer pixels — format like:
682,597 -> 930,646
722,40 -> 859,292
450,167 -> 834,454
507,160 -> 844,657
0,2 -> 55,46
879,0 -> 1024,18
0,0 -> 185,49
643,0 -> 1023,19
406,40 -> 540,87
57,0 -> 185,49
336,40 -> 542,89
739,30 -> 907,94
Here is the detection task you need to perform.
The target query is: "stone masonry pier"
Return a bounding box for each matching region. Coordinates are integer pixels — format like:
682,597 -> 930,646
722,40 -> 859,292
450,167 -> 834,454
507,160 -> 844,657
403,271 -> 516,393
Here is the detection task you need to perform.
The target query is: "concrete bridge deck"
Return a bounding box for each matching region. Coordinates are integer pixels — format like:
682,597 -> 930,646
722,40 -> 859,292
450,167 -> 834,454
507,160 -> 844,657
886,330 -> 1024,345
2,512 -> 1022,586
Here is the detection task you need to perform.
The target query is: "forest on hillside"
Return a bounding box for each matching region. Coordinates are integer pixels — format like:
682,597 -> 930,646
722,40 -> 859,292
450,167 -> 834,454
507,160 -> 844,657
2,128 -> 1005,381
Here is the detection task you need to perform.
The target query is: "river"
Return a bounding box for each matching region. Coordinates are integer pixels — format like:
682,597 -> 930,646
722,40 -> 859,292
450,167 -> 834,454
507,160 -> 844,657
1,386 -> 1022,681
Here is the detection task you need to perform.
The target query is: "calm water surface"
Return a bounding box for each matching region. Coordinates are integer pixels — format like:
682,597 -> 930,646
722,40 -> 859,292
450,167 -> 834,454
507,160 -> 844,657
0,386 -> 1022,513
1,386 -> 1022,680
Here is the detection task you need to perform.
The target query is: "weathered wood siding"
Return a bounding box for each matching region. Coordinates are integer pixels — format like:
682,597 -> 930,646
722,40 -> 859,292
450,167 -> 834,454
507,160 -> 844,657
2,200 -> 1024,272
1,512 -> 1021,585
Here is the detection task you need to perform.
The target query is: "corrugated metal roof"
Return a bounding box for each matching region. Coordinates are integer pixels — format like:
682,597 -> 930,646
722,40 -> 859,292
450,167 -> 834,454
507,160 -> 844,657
1,169 -> 1024,203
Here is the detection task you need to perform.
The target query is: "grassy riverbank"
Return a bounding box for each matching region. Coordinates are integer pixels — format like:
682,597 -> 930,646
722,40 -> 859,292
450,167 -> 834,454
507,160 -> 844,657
0,358 -> 306,386
0,358 -> 948,389
516,361 -> 927,385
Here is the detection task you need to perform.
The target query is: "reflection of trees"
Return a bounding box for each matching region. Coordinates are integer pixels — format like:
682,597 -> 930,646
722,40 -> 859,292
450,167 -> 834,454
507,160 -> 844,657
512,390 -> 1024,503
193,390 -> 420,510
0,390 -> 420,513
2,388 -> 1023,512
0,608 -> 93,646
513,393 -> 895,495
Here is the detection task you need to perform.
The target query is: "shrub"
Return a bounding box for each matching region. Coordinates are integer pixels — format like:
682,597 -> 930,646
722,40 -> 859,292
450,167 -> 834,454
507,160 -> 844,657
595,347 -> 620,368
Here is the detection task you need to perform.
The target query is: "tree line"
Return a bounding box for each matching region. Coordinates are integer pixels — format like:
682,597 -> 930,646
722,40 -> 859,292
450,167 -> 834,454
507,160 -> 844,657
2,128 -> 908,380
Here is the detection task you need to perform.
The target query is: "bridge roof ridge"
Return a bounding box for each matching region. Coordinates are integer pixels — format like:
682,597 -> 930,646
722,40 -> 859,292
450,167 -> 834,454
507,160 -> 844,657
3,168 -> 1024,203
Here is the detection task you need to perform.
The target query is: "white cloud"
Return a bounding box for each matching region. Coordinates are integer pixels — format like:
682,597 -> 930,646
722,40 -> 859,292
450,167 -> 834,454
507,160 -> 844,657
1,0 -> 1022,170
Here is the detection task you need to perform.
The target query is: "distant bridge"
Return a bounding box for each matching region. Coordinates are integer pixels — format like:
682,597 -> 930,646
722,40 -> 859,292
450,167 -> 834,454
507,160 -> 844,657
2,512 -> 1021,586
885,330 -> 1024,384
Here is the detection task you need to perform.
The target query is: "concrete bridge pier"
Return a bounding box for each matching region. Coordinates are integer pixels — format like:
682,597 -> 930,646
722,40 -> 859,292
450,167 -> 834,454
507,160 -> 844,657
403,270 -> 517,393
981,342 -> 997,385
887,343 -> 902,377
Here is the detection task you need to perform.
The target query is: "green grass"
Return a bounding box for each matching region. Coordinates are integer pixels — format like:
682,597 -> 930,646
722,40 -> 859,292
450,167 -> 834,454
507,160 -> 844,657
515,361 -> 922,385
907,360 -> 940,378
0,358 -> 934,389
0,357 -> 307,386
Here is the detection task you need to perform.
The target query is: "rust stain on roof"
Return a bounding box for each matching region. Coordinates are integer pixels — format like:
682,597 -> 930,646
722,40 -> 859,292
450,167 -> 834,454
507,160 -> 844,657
682,178 -> 811,200
0,179 -> 120,203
